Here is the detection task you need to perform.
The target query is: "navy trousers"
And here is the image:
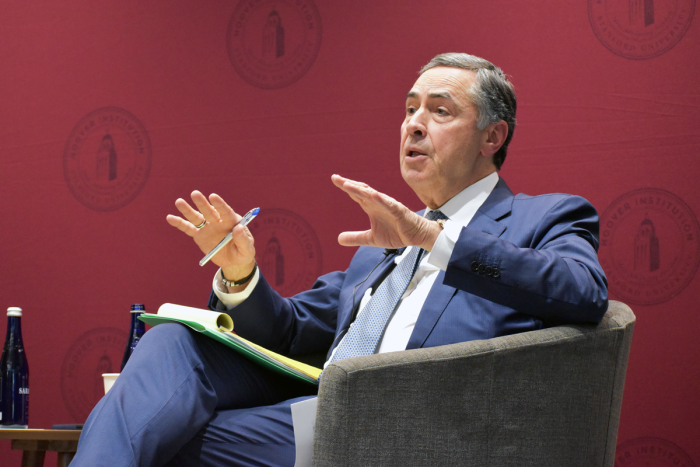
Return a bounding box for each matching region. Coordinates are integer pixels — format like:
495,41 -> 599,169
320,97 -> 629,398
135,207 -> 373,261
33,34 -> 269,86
72,323 -> 318,467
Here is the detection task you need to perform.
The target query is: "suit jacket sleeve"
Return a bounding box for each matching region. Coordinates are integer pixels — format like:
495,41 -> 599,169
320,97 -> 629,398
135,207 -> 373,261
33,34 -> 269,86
444,194 -> 608,325
208,269 -> 343,356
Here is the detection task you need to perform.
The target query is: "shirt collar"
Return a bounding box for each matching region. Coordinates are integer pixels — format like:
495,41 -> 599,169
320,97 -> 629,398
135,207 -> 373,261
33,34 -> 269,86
425,171 -> 499,227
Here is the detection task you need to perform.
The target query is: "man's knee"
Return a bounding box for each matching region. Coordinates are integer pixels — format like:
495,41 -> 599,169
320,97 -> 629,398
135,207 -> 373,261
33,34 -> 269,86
140,322 -> 193,345
128,323 -> 201,365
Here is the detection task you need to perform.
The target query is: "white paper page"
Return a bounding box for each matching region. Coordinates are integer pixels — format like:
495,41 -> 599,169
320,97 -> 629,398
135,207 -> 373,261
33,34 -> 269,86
291,396 -> 318,467
157,303 -> 233,331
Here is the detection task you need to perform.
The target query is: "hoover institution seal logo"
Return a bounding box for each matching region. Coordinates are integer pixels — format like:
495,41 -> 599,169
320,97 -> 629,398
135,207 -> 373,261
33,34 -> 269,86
600,188 -> 700,306
589,0 -> 695,59
64,107 -> 152,211
227,0 -> 322,89
615,437 -> 697,467
61,327 -> 127,422
246,209 -> 322,297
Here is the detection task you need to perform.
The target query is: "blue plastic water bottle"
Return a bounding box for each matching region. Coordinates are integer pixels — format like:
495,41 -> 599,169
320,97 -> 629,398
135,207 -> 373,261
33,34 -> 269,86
0,307 -> 29,428
120,304 -> 146,371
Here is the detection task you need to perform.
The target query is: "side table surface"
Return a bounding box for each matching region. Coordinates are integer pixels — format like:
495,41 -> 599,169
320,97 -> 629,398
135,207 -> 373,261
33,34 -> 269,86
0,429 -> 81,440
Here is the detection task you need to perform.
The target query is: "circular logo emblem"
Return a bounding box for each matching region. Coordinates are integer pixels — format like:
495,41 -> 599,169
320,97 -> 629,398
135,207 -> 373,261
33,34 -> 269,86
600,188 -> 700,305
64,107 -> 152,211
589,0 -> 695,59
247,209 -> 322,296
61,327 -> 127,422
615,437 -> 696,466
227,0 -> 322,89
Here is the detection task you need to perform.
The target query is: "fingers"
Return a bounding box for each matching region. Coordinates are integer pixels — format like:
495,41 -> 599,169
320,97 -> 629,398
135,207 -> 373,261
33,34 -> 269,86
331,174 -> 358,187
332,174 -> 379,207
332,174 -> 404,217
332,174 -> 370,196
174,195 -> 207,227
166,214 -> 198,237
191,191 -> 222,224
167,191 -> 235,243
332,173 -> 422,249
209,193 -> 238,224
172,191 -> 240,232
331,175 -> 364,204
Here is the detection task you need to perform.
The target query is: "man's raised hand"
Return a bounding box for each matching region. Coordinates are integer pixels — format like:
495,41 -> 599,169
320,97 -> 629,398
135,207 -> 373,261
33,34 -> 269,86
166,191 -> 256,284
331,175 -> 441,251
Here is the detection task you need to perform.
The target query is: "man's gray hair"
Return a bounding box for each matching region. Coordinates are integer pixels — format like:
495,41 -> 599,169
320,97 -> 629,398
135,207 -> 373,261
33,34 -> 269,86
420,53 -> 517,170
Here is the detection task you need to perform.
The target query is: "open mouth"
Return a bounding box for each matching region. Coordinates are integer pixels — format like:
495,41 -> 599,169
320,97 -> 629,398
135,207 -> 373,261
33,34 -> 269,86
407,150 -> 427,157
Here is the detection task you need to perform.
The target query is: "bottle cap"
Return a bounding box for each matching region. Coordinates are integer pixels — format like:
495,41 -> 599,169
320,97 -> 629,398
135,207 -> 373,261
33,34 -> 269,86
130,304 -> 145,313
7,307 -> 22,317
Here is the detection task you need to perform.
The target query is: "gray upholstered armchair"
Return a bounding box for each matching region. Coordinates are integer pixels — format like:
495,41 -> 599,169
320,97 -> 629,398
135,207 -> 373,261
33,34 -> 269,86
313,300 -> 635,467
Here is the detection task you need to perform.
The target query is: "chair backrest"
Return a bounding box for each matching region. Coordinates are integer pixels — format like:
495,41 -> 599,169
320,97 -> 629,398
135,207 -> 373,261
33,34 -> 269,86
314,301 -> 635,467
479,300 -> 635,466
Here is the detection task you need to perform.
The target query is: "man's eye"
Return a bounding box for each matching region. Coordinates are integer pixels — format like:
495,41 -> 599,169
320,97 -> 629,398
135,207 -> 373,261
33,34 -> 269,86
406,107 -> 416,115
436,108 -> 448,116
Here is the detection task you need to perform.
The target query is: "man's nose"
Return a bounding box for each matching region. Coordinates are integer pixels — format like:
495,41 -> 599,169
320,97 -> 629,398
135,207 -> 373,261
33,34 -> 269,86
404,110 -> 427,136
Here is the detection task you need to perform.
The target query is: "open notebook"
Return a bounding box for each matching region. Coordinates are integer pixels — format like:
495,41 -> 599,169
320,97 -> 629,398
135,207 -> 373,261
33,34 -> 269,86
138,304 -> 321,385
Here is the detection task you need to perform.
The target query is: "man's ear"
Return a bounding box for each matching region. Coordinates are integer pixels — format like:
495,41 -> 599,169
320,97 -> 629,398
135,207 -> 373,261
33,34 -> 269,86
480,120 -> 509,157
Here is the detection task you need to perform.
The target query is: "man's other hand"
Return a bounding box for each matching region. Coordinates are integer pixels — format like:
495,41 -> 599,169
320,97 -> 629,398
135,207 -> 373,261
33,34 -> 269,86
332,174 -> 442,251
166,191 -> 256,284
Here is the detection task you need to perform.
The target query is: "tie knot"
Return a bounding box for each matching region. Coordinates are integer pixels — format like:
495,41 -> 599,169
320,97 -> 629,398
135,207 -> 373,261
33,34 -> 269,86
426,210 -> 448,222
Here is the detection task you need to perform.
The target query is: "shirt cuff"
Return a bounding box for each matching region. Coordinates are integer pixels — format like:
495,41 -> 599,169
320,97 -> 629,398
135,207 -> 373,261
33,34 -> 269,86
427,219 -> 461,271
212,267 -> 261,310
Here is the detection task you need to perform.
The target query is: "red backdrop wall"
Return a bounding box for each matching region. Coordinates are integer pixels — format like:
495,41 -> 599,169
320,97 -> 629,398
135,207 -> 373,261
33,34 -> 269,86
1,1 -> 698,465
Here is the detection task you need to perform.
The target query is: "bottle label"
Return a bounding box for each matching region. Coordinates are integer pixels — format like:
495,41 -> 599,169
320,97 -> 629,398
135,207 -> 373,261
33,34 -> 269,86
1,373 -> 29,426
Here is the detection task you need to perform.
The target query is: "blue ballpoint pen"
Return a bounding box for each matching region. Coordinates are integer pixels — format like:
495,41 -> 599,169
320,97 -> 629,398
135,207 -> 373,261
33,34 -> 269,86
199,207 -> 260,266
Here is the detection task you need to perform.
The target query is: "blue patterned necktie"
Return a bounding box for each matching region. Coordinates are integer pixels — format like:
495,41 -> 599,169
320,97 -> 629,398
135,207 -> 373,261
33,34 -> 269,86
327,210 -> 448,364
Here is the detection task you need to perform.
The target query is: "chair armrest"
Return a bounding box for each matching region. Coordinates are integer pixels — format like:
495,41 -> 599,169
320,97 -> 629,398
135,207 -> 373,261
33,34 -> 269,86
313,301 -> 635,467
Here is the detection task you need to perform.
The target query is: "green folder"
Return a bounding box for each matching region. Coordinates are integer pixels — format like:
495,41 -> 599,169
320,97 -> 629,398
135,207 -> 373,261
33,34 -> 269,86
138,304 -> 321,385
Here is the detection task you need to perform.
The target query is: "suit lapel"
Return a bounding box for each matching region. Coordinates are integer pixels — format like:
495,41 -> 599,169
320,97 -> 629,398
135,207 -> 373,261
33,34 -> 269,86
406,270 -> 456,349
406,178 -> 515,349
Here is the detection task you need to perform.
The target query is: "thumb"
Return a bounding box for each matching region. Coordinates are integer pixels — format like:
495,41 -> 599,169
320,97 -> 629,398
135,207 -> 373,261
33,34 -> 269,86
338,230 -> 373,247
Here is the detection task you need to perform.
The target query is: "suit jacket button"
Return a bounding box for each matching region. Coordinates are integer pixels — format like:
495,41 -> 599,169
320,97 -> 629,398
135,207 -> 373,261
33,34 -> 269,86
478,264 -> 486,274
471,261 -> 479,272
492,268 -> 501,278
485,266 -> 493,276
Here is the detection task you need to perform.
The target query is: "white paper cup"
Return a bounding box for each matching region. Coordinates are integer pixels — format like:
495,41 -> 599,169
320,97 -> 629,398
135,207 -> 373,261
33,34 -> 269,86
102,373 -> 120,394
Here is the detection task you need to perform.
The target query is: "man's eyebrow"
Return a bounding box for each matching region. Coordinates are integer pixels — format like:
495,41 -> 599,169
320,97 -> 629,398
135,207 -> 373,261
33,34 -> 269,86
406,91 -> 453,99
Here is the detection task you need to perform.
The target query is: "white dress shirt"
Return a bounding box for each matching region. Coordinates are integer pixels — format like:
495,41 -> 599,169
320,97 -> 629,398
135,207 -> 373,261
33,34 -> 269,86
213,172 -> 499,364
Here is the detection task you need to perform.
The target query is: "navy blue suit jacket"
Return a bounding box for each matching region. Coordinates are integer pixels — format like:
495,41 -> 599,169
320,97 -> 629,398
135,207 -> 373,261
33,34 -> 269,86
209,178 -> 608,358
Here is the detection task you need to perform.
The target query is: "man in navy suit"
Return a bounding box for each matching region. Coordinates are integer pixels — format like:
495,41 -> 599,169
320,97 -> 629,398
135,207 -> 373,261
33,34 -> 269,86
73,53 -> 607,466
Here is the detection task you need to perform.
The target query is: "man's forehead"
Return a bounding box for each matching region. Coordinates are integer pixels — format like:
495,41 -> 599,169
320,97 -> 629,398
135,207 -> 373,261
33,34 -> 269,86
406,66 -> 475,100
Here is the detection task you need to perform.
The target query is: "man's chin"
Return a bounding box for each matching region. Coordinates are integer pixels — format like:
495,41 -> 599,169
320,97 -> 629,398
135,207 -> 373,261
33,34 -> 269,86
401,170 -> 433,194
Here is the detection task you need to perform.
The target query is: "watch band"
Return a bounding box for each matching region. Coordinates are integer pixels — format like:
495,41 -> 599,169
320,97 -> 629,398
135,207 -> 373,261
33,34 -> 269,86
221,262 -> 257,287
